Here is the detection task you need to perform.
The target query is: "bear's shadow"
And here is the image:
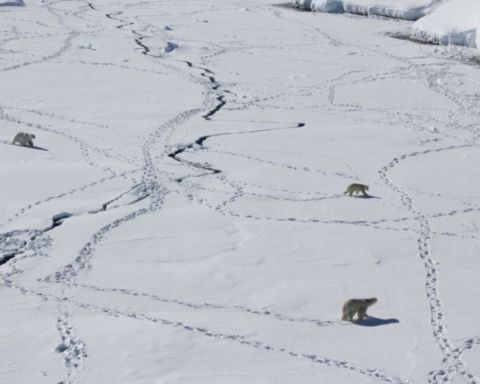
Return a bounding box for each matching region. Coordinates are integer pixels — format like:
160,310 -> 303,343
353,195 -> 380,199
353,317 -> 399,327
14,144 -> 49,151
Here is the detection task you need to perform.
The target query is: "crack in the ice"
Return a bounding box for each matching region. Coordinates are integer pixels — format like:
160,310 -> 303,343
105,11 -> 122,20
132,31 -> 150,55
203,95 -> 226,120
185,61 -> 215,74
0,213 -> 73,267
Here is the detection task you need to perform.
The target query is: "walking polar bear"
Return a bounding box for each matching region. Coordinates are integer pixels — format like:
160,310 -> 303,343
344,183 -> 369,196
12,132 -> 35,147
341,298 -> 377,321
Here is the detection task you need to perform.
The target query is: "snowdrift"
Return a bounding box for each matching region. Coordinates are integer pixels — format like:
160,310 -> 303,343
411,0 -> 479,48
291,0 -> 450,20
0,0 -> 24,5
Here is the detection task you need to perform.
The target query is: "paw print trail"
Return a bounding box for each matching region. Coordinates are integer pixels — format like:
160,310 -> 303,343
68,299 -> 413,384
39,105 -> 204,382
77,283 -> 335,327
378,147 -> 480,384
3,1 -> 480,383
0,278 -> 413,384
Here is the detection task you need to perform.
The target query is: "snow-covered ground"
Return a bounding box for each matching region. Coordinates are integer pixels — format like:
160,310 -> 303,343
1,1 -> 480,384
292,0 -> 450,20
412,0 -> 480,48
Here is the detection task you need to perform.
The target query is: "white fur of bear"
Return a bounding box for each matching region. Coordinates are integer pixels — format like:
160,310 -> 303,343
12,132 -> 35,147
341,298 -> 377,321
344,183 -> 369,196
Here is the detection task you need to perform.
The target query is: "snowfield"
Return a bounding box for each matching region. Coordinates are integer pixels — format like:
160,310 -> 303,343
291,0 -> 450,20
1,1 -> 480,384
411,0 -> 480,48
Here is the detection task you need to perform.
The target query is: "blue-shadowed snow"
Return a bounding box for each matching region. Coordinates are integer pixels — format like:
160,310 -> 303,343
292,0 -> 450,20
411,0 -> 480,47
0,0 -> 24,6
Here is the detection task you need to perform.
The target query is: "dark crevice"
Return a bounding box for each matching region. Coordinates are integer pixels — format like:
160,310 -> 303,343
89,183 -> 146,213
168,146 -> 221,181
0,253 -> 17,266
167,122 -> 304,182
105,9 -> 133,29
195,122 -> 305,147
0,182 -> 152,266
88,200 -> 116,214
86,2 -> 97,11
184,62 -> 225,119
169,61 -> 306,184
0,235 -> 26,266
106,11 -> 122,20
195,136 -> 209,146
132,31 -> 149,55
203,96 -> 226,120
104,12 -> 150,55
201,73 -> 216,83
127,194 -> 151,205
168,144 -> 193,159
1,213 -> 73,266
42,212 -> 74,234
185,61 -> 214,74
118,22 -> 134,29
134,38 -> 149,55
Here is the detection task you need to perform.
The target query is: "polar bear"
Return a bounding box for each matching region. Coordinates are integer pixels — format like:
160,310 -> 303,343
341,298 -> 377,321
12,132 -> 35,147
344,183 -> 369,196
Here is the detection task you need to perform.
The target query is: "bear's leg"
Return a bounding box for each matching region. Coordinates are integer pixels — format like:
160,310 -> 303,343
342,307 -> 353,321
357,308 -> 368,320
347,309 -> 356,321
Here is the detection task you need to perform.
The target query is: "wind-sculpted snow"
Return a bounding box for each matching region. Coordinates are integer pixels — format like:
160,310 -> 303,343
1,1 -> 480,384
292,0 -> 450,20
0,0 -> 24,6
411,0 -> 480,48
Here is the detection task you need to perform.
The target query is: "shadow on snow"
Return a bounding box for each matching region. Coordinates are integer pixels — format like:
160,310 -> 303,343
353,317 -> 399,327
13,145 -> 49,151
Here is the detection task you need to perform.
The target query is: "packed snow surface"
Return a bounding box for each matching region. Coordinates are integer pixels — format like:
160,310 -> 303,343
411,0 -> 480,47
1,1 -> 480,384
292,0 -> 450,20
